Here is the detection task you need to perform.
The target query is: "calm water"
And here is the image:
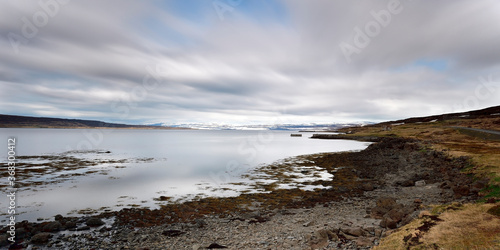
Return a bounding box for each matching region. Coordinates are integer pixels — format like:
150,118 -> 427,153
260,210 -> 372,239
0,128 -> 370,221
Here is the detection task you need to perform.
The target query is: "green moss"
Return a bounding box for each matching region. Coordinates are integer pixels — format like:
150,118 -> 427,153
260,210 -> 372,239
480,185 -> 500,200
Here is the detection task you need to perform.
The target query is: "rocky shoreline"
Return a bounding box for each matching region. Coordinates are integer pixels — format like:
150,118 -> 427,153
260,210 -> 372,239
310,134 -> 382,142
1,138 -> 484,249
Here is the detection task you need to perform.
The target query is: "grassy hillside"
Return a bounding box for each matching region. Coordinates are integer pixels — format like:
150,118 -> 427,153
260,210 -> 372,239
0,114 -> 182,129
336,106 -> 500,249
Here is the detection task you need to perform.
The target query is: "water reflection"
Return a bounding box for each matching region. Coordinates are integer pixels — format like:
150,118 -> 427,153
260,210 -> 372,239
0,128 -> 370,221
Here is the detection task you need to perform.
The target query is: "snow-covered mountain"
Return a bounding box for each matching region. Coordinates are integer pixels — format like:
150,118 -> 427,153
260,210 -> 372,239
147,122 -> 373,131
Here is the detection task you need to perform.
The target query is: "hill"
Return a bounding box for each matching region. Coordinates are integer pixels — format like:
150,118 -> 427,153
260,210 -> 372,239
377,105 -> 500,126
0,114 -> 183,129
323,105 -> 500,249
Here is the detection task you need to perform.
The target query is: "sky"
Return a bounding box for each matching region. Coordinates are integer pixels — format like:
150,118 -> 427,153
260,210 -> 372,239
1,0 -> 499,125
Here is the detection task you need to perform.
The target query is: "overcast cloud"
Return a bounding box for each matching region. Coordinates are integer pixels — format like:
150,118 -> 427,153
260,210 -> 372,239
1,0 -> 499,125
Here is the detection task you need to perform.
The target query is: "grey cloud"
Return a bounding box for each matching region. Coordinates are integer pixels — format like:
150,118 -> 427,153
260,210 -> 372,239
1,0 -> 499,124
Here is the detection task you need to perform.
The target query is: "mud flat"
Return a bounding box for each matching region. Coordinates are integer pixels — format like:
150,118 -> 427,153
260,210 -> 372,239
0,138 -> 483,249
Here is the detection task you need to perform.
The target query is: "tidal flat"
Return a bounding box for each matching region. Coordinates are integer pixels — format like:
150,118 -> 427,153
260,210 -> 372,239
0,129 -> 369,221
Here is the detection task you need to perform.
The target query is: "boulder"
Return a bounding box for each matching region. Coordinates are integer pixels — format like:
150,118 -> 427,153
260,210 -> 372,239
162,230 -> 185,237
207,243 -> 228,249
309,229 -> 332,249
401,179 -> 415,187
340,231 -> 358,241
376,197 -> 397,210
355,237 -> 374,247
194,219 -> 207,228
371,197 -> 398,219
342,227 -> 364,237
370,206 -> 388,219
371,197 -> 416,228
0,235 -> 9,247
42,221 -> 62,232
86,217 -> 105,227
77,226 -> 91,231
380,217 -> 398,229
364,226 -> 376,236
453,185 -> 470,198
415,180 -> 426,187
31,232 -> 52,244
401,214 -> 416,226
15,227 -> 27,239
387,209 -> 405,223
440,181 -> 452,189
64,221 -> 77,230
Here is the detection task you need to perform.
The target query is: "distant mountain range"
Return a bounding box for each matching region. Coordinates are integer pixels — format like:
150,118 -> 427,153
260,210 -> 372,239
2,105 -> 498,130
148,122 -> 373,131
0,114 -> 371,131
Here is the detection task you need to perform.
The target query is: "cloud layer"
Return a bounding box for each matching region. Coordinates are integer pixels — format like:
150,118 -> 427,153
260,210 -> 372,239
1,0 -> 499,124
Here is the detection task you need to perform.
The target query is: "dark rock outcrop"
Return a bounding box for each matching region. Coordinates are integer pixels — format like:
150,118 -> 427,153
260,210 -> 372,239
42,221 -> 62,232
30,233 -> 52,244
86,217 -> 105,227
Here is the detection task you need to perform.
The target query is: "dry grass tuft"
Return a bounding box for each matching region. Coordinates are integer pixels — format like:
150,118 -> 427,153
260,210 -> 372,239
376,203 -> 500,249
373,218 -> 425,250
422,203 -> 500,249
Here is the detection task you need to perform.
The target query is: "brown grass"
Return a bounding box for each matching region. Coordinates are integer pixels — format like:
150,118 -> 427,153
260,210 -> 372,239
422,203 -> 500,249
341,117 -> 500,249
373,219 -> 424,250
376,204 -> 500,249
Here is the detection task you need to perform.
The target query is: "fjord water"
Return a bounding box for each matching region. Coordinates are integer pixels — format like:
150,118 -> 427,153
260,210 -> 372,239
0,128 -> 370,221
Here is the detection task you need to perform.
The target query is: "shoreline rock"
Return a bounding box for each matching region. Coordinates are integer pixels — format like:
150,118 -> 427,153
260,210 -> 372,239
310,134 -> 382,142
